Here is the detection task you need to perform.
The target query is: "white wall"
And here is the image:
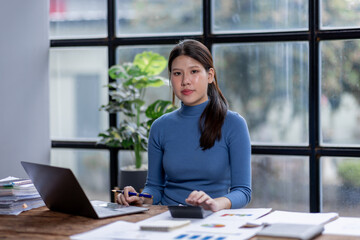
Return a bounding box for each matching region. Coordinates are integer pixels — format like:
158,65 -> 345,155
0,0 -> 50,178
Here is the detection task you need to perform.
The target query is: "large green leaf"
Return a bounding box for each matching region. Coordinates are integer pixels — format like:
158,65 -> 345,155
133,51 -> 167,76
108,63 -> 142,80
108,65 -> 129,80
124,76 -> 166,89
145,100 -> 177,127
100,101 -> 135,116
114,121 -> 149,151
97,127 -> 123,148
141,76 -> 167,87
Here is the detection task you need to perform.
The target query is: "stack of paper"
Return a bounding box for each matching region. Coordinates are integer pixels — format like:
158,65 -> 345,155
0,176 -> 45,215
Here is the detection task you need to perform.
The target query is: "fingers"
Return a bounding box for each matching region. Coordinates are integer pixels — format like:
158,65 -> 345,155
185,190 -> 221,212
116,191 -> 129,206
185,190 -> 211,206
116,186 -> 141,206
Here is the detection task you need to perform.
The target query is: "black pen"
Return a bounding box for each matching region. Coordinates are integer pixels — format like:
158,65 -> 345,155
112,190 -> 153,199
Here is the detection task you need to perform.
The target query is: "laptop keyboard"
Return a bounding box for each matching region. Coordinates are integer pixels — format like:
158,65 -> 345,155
94,205 -> 129,218
91,200 -> 148,218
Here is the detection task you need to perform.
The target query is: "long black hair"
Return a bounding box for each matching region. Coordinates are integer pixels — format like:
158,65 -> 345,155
168,39 -> 228,150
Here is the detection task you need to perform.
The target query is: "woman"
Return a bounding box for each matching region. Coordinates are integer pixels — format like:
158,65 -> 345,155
117,39 -> 251,211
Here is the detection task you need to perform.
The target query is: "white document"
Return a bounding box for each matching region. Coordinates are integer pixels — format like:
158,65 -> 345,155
324,217 -> 360,236
71,221 -> 151,240
256,210 -> 339,225
185,208 -> 272,234
0,176 -> 19,182
206,208 -> 272,222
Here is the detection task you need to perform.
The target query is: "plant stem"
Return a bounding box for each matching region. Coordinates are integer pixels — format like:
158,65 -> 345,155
134,139 -> 142,169
135,101 -> 142,169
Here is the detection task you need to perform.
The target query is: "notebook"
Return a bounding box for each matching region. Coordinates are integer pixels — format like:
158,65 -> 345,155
255,223 -> 324,240
140,220 -> 191,232
21,161 -> 148,219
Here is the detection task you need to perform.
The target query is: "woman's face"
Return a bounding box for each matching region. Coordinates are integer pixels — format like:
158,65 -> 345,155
170,55 -> 214,106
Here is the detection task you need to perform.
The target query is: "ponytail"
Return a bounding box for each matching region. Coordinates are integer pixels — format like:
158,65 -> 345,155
199,79 -> 228,150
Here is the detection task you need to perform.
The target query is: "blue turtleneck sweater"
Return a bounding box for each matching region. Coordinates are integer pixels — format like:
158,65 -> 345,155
142,101 -> 251,209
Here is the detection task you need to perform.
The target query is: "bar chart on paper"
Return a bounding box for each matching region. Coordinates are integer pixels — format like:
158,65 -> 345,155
173,233 -> 228,239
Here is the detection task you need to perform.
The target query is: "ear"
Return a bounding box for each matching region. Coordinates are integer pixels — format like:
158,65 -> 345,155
207,68 -> 214,84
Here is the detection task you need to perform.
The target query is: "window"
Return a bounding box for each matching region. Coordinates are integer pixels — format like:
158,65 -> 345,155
49,47 -> 108,140
51,149 -> 110,201
250,155 -> 309,211
213,42 -> 309,145
50,0 -> 360,213
115,0 -> 202,37
212,0 -> 308,33
49,0 -> 107,39
320,40 -> 360,146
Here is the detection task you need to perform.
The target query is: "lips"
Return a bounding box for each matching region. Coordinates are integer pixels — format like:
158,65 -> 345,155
181,89 -> 194,95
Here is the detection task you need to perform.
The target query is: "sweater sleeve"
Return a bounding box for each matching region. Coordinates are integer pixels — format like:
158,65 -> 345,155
142,119 -> 165,204
223,113 -> 252,209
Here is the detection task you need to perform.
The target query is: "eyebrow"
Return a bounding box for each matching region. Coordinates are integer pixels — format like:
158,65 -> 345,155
171,65 -> 201,71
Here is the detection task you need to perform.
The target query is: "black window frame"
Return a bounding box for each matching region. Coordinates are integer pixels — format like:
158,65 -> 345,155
51,0 -> 360,210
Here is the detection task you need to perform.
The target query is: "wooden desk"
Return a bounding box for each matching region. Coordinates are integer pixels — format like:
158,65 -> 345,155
0,206 -> 359,240
0,205 -> 167,239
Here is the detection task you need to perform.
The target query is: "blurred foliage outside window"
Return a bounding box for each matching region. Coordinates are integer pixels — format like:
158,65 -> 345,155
249,155 -> 309,212
321,0 -> 360,29
320,40 -> 360,146
322,157 -> 360,217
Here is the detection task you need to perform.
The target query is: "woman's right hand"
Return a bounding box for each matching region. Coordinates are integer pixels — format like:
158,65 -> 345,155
116,186 -> 144,206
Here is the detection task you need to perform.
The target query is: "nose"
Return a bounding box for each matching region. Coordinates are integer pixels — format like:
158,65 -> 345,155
181,72 -> 191,86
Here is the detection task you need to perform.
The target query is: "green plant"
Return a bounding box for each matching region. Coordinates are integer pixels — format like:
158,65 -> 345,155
98,51 -> 176,169
338,160 -> 360,188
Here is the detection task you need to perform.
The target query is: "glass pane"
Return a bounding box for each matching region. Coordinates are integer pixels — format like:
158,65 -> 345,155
49,0 -> 107,39
322,157 -> 360,217
116,0 -> 202,37
51,149 -> 110,202
249,155 -> 309,211
321,0 -> 360,29
212,0 -> 308,33
50,47 -> 108,140
213,42 -> 309,145
116,45 -> 175,114
320,40 -> 360,146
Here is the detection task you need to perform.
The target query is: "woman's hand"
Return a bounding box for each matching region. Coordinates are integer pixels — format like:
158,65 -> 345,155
116,186 -> 144,206
185,190 -> 231,212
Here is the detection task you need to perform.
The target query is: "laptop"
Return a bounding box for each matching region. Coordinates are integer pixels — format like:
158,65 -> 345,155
21,161 -> 148,219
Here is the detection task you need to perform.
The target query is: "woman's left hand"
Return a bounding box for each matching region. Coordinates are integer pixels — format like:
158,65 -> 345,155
185,190 -> 224,212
